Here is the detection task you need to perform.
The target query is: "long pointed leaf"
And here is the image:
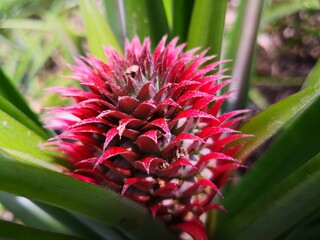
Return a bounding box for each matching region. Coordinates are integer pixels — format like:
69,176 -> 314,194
302,57 -> 320,89
124,0 -> 169,46
0,192 -> 107,240
281,207 -> 320,240
103,0 -> 125,47
172,0 -> 195,43
80,0 -> 122,61
237,83 -> 320,162
218,88 -> 320,228
0,220 -> 82,240
187,0 -> 227,58
0,153 -> 177,240
0,67 -> 41,127
0,192 -> 70,234
216,154 -> 320,240
0,110 -> 54,164
0,95 -> 49,139
36,203 -> 120,240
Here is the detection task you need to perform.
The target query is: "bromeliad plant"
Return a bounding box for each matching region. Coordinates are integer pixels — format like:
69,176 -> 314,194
0,0 -> 320,240
44,36 -> 248,239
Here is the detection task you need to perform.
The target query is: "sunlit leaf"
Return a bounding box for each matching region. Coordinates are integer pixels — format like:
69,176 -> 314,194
0,110 -> 54,164
80,0 -> 122,61
187,0 -> 227,58
0,96 -> 49,139
0,67 -> 41,127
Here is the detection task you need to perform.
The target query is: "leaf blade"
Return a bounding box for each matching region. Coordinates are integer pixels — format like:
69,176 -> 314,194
80,0 -> 122,61
0,219 -> 82,240
124,0 -> 169,46
0,95 -> 50,139
0,110 -> 54,163
217,88 -> 320,238
0,152 -> 177,240
186,0 -> 227,58
0,67 -> 42,127
216,154 -> 320,240
237,83 -> 320,162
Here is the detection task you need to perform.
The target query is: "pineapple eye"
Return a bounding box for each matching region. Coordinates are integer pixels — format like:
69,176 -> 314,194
125,65 -> 139,78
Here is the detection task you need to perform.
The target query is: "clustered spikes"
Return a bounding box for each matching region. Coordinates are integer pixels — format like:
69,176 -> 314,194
45,36 -> 249,240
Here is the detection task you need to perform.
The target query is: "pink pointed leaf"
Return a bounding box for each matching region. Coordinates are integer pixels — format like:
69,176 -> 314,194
153,182 -> 178,197
122,177 -> 157,195
176,91 -> 212,104
203,203 -> 226,212
97,110 -> 130,120
103,128 -> 119,150
172,110 -> 218,124
149,204 -> 162,218
158,159 -> 198,178
213,163 -> 246,176
132,100 -> 156,119
181,179 -> 222,198
211,134 -> 253,152
70,117 -> 115,129
173,220 -> 207,240
118,96 -> 140,114
137,82 -> 153,101
96,146 -> 138,167
173,132 -> 205,144
135,130 -> 159,153
133,157 -> 165,174
218,109 -> 250,123
196,152 -> 237,170
141,118 -> 170,134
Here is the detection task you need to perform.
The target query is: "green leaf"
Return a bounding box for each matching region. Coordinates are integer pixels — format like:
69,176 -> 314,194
0,96 -> 49,139
302,57 -> 320,89
0,110 -> 55,165
186,0 -> 227,58
217,89 -> 320,236
216,154 -> 320,240
36,202 -> 120,240
280,207 -> 320,240
172,0 -> 195,43
237,83 -> 320,162
0,219 -> 82,240
80,0 -> 122,61
0,153 -> 177,240
0,192 -> 70,234
124,0 -> 169,47
162,0 -> 173,29
0,191 -> 116,240
0,67 -> 41,128
103,0 -> 125,47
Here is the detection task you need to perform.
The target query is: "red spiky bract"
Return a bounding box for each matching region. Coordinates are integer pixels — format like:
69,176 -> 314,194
45,36 -> 249,240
